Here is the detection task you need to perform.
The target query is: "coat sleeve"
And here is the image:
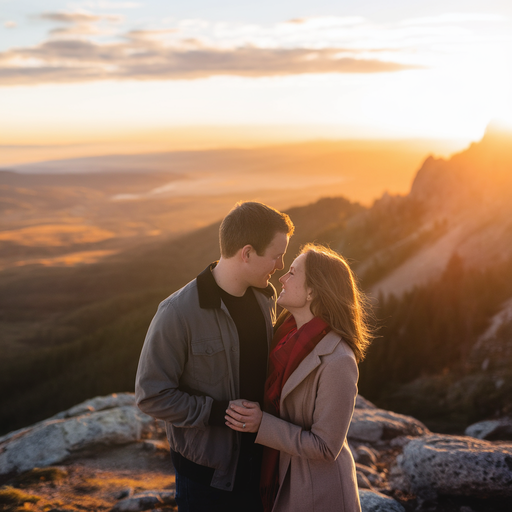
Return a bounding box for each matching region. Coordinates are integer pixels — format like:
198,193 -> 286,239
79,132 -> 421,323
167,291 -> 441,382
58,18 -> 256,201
135,300 -> 213,429
255,353 -> 358,461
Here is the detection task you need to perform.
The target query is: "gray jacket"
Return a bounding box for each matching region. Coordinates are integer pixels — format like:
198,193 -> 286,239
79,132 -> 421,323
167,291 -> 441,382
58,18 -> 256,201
135,263 -> 277,490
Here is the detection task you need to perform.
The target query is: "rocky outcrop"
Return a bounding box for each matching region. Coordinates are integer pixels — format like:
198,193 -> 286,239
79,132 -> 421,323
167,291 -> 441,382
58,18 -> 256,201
111,490 -> 176,512
51,392 -> 137,420
465,418 -> 512,441
348,407 -> 430,443
3,392 -> 512,512
0,394 -> 154,476
396,434 -> 512,500
359,490 -> 405,512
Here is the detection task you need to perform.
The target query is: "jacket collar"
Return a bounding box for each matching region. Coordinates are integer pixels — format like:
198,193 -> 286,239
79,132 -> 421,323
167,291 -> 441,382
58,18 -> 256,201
280,330 -> 342,402
196,262 -> 275,309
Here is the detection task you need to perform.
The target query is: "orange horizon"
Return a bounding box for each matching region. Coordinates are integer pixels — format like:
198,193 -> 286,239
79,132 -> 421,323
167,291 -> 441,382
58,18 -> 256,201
0,125 -> 472,168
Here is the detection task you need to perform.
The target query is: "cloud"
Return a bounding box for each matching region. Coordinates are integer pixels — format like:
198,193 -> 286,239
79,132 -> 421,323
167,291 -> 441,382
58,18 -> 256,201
50,24 -> 102,36
80,1 -> 142,8
125,29 -> 179,40
38,11 -> 122,24
4,20 -> 17,29
402,12 -> 506,26
35,10 -> 123,40
0,38 -> 419,85
0,15 -> 434,85
39,12 -> 103,23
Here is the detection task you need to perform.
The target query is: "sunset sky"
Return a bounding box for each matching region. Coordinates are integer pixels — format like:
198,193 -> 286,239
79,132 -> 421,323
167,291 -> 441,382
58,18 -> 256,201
1,0 -> 512,164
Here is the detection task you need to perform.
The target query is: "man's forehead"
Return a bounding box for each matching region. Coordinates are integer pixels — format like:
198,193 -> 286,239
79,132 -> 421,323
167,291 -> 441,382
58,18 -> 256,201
268,232 -> 289,252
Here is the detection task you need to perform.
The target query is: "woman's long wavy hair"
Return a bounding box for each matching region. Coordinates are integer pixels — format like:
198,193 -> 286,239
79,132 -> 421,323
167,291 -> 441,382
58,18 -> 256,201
278,243 -> 373,362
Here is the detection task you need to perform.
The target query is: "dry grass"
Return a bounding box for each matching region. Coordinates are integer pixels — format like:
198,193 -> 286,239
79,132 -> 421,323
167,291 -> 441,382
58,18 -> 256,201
0,486 -> 41,510
14,467 -> 68,486
2,462 -> 176,512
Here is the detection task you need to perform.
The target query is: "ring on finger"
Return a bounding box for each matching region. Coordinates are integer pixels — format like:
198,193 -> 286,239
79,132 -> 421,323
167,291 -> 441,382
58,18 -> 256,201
242,423 -> 246,429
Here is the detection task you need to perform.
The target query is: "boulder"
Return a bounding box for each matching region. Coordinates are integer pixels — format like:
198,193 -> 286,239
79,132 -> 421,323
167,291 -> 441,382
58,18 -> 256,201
359,490 -> 405,512
356,463 -> 382,486
0,406 -> 153,475
355,445 -> 378,467
357,471 -> 373,489
465,418 -> 512,441
398,434 -> 512,499
348,408 -> 429,443
111,491 -> 176,512
52,392 -> 136,420
0,393 -> 138,445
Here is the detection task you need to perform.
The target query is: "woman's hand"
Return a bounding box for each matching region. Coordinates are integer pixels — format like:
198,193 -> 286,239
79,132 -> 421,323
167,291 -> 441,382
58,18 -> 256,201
225,400 -> 262,433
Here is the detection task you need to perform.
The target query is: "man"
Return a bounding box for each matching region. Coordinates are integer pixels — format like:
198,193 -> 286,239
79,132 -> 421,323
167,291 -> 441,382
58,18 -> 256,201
135,201 -> 294,512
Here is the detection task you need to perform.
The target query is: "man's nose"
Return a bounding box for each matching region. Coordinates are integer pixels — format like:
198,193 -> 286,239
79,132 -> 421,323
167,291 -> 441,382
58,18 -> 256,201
275,256 -> 285,271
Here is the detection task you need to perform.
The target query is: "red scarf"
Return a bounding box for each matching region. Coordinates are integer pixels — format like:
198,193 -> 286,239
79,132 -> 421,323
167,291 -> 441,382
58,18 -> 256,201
260,314 -> 330,512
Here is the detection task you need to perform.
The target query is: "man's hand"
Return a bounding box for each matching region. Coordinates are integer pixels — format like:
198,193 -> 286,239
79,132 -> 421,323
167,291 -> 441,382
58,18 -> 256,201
225,400 -> 262,433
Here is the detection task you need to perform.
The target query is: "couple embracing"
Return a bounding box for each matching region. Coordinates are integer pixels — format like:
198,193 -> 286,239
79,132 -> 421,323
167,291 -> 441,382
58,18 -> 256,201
135,201 -> 372,512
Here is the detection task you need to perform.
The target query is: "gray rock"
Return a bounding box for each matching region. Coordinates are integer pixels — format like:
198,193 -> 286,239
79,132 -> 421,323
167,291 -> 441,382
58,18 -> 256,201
349,408 -> 429,443
389,436 -> 414,449
357,471 -> 373,489
52,392 -> 136,420
0,406 -> 153,475
356,463 -> 382,486
116,488 -> 134,500
0,393 -> 138,445
356,395 -> 378,409
465,418 -> 512,441
388,459 -> 410,494
359,489 -> 405,512
111,491 -> 176,512
356,445 -> 378,467
398,434 -> 512,499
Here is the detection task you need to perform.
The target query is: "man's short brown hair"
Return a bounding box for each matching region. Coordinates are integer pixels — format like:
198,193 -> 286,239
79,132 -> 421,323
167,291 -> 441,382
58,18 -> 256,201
219,201 -> 294,258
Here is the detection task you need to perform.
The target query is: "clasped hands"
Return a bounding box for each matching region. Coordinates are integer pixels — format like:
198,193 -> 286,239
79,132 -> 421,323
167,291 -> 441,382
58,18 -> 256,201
225,399 -> 262,433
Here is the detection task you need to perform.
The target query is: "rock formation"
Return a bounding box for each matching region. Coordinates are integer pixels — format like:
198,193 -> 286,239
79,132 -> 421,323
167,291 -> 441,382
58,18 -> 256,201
1,392 -> 512,512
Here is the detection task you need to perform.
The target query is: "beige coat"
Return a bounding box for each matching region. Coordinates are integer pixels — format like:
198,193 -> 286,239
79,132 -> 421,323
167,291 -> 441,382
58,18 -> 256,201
255,331 -> 361,512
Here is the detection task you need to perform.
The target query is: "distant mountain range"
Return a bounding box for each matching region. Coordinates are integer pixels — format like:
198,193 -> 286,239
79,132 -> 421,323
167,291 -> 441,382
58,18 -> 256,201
361,123 -> 512,297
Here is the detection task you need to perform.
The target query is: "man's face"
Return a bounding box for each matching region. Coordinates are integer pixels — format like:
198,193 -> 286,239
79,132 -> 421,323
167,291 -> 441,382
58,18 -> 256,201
245,232 -> 289,289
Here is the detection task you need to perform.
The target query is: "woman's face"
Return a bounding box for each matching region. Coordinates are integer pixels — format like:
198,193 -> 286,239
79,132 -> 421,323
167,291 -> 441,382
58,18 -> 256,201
277,253 -> 312,311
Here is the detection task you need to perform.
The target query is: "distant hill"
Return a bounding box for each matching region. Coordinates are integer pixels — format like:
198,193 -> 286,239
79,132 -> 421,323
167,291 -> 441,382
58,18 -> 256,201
336,123 -> 512,297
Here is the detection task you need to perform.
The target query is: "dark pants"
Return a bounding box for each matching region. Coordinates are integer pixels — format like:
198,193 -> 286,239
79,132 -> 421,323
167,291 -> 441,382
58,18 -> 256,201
175,471 -> 263,512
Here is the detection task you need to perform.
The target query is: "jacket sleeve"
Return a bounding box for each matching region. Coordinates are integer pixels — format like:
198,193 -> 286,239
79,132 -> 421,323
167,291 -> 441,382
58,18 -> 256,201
255,353 -> 358,461
135,300 -> 212,429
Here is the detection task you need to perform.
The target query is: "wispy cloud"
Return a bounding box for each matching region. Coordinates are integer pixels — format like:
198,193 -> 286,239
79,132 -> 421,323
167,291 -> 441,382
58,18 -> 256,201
0,41 -> 419,85
79,1 -> 142,8
10,11 -> 508,86
4,20 -> 17,29
401,12 -> 507,26
38,11 -> 122,24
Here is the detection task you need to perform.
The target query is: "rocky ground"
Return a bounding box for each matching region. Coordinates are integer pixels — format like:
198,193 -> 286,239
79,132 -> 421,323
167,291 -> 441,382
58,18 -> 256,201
1,393 -> 511,512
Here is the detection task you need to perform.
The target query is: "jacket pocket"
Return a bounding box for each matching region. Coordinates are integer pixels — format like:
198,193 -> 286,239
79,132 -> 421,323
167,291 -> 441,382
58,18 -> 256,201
191,337 -> 228,385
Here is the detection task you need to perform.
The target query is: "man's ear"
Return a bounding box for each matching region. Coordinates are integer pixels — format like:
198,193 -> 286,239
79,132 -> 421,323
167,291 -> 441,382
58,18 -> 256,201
241,244 -> 253,263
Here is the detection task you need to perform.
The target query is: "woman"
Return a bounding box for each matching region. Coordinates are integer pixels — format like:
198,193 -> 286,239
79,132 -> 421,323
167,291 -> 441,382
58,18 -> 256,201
225,243 -> 372,512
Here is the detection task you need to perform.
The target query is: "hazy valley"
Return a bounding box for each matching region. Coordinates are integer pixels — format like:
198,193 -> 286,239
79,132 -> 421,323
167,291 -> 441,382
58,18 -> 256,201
0,139 -> 460,270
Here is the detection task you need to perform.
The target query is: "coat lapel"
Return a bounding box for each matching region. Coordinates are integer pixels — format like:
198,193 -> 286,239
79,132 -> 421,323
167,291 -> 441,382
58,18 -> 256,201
280,331 -> 341,403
